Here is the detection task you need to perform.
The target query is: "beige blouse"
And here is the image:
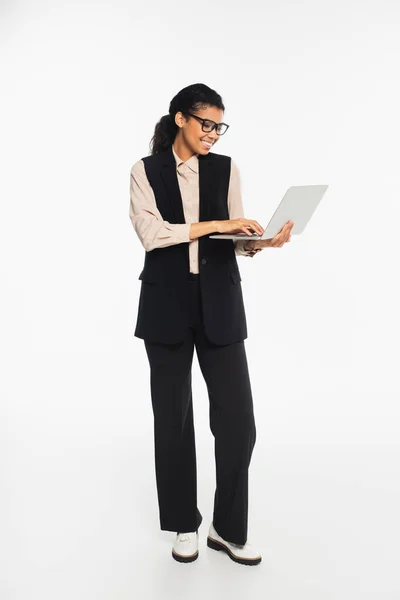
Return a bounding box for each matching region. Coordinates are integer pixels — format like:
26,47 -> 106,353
129,146 -> 262,274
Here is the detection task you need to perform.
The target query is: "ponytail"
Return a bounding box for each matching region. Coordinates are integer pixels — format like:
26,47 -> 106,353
149,113 -> 178,155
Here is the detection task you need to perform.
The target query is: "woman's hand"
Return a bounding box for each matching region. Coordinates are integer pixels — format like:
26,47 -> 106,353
259,221 -> 294,248
217,218 -> 264,236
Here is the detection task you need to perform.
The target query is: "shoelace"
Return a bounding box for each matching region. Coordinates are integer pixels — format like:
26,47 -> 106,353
177,532 -> 197,543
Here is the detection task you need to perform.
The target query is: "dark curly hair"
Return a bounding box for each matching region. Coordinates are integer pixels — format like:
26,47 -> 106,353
149,83 -> 225,155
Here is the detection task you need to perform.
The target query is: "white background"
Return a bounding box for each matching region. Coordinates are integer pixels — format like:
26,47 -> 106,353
1,0 -> 399,598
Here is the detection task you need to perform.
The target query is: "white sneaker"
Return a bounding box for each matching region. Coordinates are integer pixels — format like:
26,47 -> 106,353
207,522 -> 262,566
172,531 -> 199,563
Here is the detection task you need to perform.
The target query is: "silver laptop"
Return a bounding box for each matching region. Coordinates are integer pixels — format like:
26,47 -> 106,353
209,184 -> 329,240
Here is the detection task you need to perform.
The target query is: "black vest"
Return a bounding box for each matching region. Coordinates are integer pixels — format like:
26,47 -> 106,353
134,144 -> 247,345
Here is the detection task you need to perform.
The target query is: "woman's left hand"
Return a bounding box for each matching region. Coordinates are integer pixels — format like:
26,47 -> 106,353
259,221 -> 294,248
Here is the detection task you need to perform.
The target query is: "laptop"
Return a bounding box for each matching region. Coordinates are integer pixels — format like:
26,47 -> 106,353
209,184 -> 329,240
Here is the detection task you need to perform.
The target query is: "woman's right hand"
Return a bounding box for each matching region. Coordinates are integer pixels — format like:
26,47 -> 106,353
216,218 -> 264,236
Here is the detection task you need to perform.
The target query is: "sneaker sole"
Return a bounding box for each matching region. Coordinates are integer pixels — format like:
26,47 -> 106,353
172,549 -> 199,563
207,536 -> 262,566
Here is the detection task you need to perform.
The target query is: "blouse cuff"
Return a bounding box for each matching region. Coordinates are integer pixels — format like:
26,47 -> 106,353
163,222 -> 192,243
234,239 -> 262,257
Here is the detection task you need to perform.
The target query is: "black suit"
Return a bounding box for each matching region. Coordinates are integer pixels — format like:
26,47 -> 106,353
134,146 -> 256,546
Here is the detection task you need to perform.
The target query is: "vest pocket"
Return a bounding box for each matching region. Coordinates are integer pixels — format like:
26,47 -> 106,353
138,270 -> 157,283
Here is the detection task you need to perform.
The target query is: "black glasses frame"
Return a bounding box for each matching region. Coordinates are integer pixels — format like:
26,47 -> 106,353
182,111 -> 230,136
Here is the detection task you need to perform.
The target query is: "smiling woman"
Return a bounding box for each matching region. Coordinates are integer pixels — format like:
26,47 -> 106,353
129,82 -> 263,567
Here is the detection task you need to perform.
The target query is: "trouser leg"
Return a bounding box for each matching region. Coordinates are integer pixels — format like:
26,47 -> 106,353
144,318 -> 202,533
194,316 -> 256,546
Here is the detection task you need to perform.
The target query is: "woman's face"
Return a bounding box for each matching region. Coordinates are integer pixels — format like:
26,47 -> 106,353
175,105 -> 224,155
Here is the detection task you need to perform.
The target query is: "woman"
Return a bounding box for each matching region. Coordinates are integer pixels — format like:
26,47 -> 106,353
129,83 -> 293,566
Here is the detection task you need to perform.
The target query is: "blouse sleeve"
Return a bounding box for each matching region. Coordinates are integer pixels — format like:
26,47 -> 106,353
129,159 -> 191,252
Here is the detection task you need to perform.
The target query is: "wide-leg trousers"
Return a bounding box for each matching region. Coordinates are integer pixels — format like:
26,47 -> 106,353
143,273 -> 257,546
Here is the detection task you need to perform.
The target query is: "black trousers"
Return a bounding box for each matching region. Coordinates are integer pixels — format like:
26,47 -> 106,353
143,273 -> 256,546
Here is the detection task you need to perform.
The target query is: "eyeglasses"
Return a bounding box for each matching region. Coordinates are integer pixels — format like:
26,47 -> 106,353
182,111 -> 230,136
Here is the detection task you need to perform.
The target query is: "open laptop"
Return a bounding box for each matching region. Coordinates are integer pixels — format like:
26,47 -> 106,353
209,184 -> 329,240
